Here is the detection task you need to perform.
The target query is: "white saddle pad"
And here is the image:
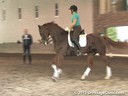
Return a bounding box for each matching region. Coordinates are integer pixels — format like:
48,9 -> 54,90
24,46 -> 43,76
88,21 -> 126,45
68,32 -> 87,47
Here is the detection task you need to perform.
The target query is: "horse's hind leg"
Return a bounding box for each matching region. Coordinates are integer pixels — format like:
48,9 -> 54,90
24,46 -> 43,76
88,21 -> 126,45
81,54 -> 94,80
101,55 -> 112,79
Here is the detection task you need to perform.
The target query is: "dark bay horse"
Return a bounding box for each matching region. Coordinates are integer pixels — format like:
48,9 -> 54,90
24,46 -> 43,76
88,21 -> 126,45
38,22 -> 128,81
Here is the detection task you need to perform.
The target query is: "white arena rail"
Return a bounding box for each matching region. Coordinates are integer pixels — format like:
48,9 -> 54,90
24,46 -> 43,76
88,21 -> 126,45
83,53 -> 128,57
106,53 -> 128,57
94,53 -> 128,57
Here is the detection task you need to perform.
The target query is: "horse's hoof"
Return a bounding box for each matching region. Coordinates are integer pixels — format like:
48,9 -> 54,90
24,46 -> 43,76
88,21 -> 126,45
58,69 -> 62,74
80,78 -> 85,81
80,78 -> 85,80
104,76 -> 111,80
51,76 -> 58,82
80,76 -> 86,80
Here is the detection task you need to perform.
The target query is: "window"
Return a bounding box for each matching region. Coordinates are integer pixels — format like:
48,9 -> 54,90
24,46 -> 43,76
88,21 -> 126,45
125,0 -> 128,10
55,3 -> 59,17
99,0 -> 112,14
106,26 -> 128,42
18,8 -> 22,19
111,0 -> 127,12
35,5 -> 39,18
99,0 -> 127,14
2,9 -> 6,21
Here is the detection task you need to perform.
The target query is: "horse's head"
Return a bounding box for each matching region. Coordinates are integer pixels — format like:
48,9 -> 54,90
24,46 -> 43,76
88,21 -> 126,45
38,22 -> 67,46
38,24 -> 51,46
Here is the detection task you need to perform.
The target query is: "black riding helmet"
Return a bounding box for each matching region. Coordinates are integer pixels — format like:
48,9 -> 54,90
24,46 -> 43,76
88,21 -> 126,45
69,5 -> 78,12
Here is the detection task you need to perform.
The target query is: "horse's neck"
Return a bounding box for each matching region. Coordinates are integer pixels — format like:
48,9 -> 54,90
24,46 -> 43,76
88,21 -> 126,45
50,28 -> 67,45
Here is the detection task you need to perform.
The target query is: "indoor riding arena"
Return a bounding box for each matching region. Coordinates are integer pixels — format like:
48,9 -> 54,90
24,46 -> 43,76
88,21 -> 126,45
0,1 -> 128,96
0,43 -> 127,96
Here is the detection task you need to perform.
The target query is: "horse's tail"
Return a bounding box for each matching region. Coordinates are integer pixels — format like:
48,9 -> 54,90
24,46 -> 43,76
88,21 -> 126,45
103,36 -> 128,48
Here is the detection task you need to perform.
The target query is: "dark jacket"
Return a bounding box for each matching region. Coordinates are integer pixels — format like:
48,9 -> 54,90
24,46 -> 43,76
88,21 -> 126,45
22,34 -> 33,46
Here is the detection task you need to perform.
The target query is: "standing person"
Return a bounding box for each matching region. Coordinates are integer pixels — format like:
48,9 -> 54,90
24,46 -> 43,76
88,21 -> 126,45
65,5 -> 82,56
22,28 -> 33,64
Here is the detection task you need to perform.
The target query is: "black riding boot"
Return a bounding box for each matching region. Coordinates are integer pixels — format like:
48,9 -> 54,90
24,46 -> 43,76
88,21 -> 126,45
72,40 -> 82,56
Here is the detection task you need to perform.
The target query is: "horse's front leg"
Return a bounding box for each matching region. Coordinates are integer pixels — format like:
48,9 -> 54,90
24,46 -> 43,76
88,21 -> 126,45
51,54 -> 64,81
81,54 -> 94,80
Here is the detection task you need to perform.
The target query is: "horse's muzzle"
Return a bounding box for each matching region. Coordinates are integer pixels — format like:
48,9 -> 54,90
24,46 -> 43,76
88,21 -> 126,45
44,41 -> 48,46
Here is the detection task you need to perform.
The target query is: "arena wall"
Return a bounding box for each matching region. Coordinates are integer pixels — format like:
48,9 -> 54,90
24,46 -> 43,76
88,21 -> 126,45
0,0 -> 93,43
93,0 -> 128,33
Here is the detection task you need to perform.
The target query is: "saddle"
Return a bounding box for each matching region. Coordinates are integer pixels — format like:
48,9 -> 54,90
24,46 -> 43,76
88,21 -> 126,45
68,29 -> 87,47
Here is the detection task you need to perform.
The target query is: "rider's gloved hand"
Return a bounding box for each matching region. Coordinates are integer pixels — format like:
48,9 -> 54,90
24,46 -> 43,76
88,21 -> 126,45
65,27 -> 70,32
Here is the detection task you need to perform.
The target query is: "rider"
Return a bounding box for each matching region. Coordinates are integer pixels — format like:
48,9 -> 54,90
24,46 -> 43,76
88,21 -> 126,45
65,5 -> 82,56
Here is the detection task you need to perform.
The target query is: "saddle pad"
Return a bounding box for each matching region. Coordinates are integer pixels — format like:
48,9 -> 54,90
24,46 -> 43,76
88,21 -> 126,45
68,32 -> 87,47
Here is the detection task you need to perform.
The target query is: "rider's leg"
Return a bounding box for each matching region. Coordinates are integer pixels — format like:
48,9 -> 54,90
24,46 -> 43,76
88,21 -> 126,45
72,39 -> 82,56
72,26 -> 82,55
72,39 -> 81,50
